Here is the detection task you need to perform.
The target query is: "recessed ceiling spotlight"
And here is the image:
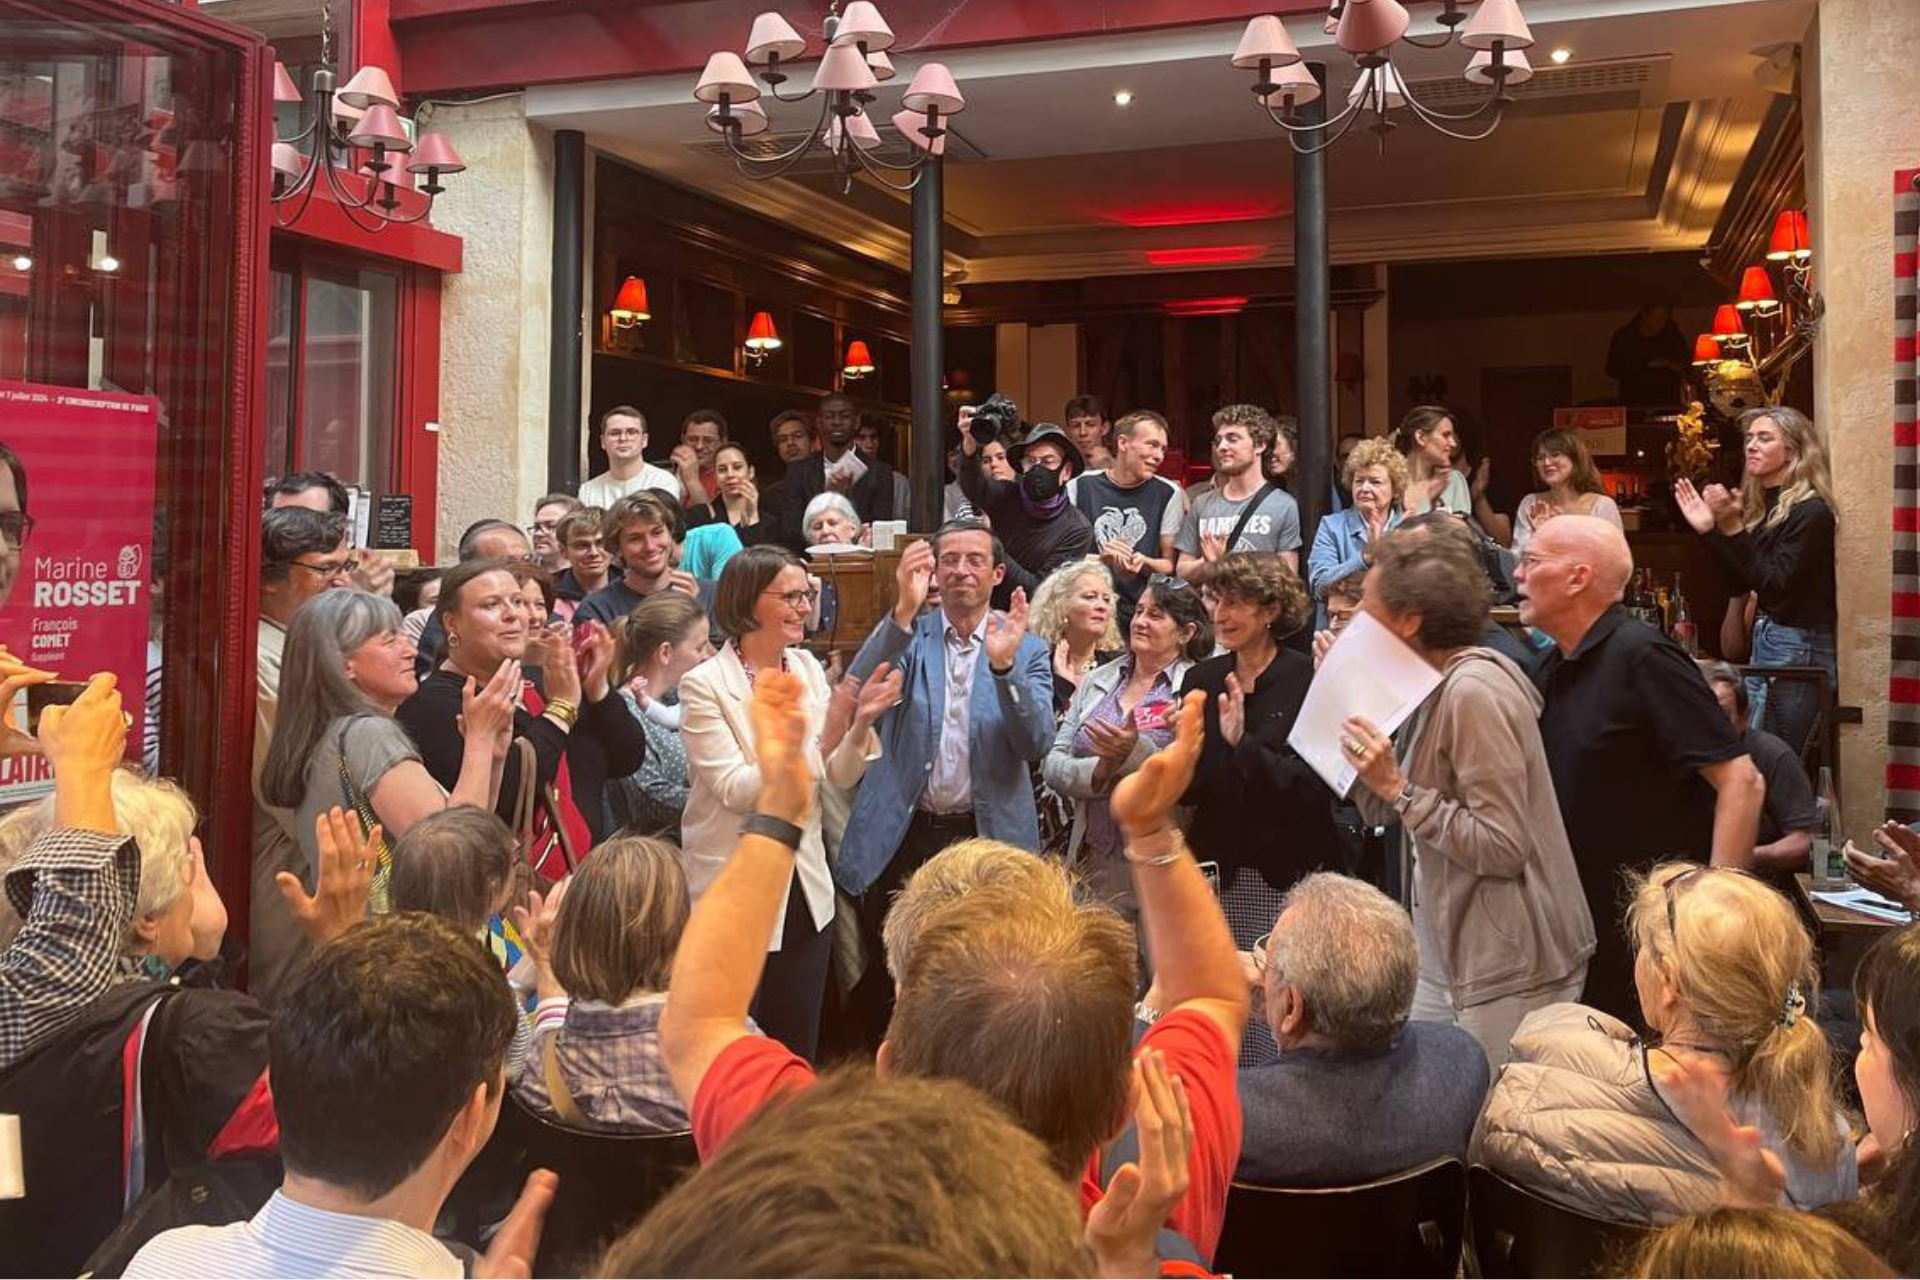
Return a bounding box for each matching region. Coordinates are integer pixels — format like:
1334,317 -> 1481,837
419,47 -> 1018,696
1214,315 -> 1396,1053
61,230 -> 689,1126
1113,88 -> 1135,107
1549,47 -> 1572,64
8,255 -> 28,272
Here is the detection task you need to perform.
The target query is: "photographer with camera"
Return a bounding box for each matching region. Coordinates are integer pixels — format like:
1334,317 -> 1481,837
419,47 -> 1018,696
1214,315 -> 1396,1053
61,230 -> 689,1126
957,396 -> 1094,605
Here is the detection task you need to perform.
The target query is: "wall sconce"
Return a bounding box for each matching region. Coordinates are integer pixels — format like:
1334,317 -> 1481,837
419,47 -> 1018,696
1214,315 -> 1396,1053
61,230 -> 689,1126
842,339 -> 875,380
610,276 -> 651,329
745,310 -> 782,367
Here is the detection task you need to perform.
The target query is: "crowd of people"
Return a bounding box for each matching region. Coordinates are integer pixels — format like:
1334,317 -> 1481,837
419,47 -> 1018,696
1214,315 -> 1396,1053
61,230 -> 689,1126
0,388 -> 1907,1279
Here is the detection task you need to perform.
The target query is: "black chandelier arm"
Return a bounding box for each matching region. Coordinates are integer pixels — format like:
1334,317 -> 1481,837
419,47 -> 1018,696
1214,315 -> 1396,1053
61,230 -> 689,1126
846,142 -> 925,191
1262,86 -> 1368,137
271,163 -> 324,228
848,131 -> 932,175
763,80 -> 818,105
1393,67 -> 1512,123
1282,91 -> 1374,156
1397,29 -> 1459,50
1397,89 -> 1510,141
723,95 -> 837,177
320,147 -> 401,214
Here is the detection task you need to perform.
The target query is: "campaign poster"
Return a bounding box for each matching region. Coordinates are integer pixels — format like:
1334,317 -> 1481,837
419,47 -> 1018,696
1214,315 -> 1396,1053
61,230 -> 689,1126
0,381 -> 158,805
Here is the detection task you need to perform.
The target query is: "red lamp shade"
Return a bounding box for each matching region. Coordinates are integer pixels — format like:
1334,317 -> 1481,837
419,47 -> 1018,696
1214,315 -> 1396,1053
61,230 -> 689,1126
610,277 -> 650,324
1766,209 -> 1811,262
1735,265 -> 1778,313
1691,334 -> 1722,366
844,340 -> 875,374
745,310 -> 782,352
1710,303 -> 1747,341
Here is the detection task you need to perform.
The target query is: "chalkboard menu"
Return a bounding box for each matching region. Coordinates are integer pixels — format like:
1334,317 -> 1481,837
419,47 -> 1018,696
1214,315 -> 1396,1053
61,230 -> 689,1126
375,494 -> 414,550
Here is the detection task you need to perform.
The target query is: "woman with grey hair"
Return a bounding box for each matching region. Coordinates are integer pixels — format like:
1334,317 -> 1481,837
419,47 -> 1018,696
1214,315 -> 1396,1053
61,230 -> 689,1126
801,491 -> 864,548
257,588 -> 517,1000
1337,525 -> 1595,1066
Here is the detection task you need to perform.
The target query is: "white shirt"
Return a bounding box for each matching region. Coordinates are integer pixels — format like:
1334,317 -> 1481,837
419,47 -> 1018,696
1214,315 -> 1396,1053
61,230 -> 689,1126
923,613 -> 988,814
124,1191 -> 464,1279
578,462 -> 683,508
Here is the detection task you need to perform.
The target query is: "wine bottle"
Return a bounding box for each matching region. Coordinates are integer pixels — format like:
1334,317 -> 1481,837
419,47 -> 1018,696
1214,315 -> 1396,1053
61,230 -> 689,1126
1670,573 -> 1697,655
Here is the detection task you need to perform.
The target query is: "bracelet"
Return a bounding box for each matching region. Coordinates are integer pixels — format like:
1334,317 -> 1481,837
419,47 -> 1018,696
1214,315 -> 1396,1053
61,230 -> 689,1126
1124,826 -> 1186,867
544,700 -> 578,731
1393,782 -> 1419,814
741,812 -> 804,850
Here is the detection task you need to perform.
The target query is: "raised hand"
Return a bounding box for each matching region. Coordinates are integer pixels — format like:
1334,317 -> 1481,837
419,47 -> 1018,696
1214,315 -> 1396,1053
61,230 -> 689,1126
351,550 -> 396,598
0,646 -> 56,758
460,659 -> 521,754
475,1169 -> 559,1280
1471,456 -> 1492,502
1701,482 -> 1743,532
510,878 -> 570,997
1054,640 -> 1084,688
1218,673 -> 1247,747
1649,1049 -> 1786,1209
749,669 -> 814,827
852,661 -> 903,729
1850,823 -> 1920,913
984,587 -> 1030,672
670,443 -> 701,485
1199,530 -> 1228,563
892,539 -> 934,626
535,623 -> 583,707
665,569 -> 701,599
1085,1049 -> 1194,1280
1311,628 -> 1336,670
278,807 -> 376,943
1341,714 -> 1405,801
1113,689 -> 1204,837
1086,716 -> 1139,767
1672,479 -> 1717,535
576,620 -> 616,702
38,671 -> 125,775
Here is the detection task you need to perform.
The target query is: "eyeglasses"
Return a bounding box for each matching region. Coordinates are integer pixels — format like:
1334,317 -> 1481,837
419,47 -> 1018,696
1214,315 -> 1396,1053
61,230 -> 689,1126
762,587 -> 819,611
1147,572 -> 1190,592
291,556 -> 359,579
0,511 -> 34,550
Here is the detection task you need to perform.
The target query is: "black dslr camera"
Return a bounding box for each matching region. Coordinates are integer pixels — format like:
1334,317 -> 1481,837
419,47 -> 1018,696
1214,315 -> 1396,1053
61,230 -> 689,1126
966,393 -> 1022,446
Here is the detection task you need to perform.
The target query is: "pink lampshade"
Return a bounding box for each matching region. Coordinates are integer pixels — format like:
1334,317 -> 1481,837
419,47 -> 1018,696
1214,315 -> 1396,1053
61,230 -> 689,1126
902,62 -> 965,115
744,11 -> 806,64
867,50 -> 897,81
348,104 -> 412,151
1232,15 -> 1302,70
695,51 -> 760,104
892,107 -> 946,155
812,44 -> 877,94
1461,0 -> 1534,51
270,142 -> 308,180
1465,48 -> 1532,85
1258,60 -> 1322,108
336,64 -> 399,111
406,132 -> 466,174
829,109 -> 883,153
708,99 -> 770,136
1348,63 -> 1409,110
273,61 -> 302,104
831,1 -> 895,52
330,95 -> 365,128
1335,0 -> 1411,56
1323,0 -> 1340,35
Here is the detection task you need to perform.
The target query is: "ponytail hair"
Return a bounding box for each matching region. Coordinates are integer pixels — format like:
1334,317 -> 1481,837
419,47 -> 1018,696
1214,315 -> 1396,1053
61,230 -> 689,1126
1628,863 -> 1843,1170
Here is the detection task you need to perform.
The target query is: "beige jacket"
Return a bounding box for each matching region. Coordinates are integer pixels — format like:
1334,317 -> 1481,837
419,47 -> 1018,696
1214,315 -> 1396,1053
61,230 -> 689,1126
1471,1004 -> 1858,1225
1356,648 -> 1594,1007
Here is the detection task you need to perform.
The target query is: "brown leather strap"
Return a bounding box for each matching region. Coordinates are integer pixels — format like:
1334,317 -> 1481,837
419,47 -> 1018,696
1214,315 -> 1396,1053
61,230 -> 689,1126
541,1025 -> 587,1127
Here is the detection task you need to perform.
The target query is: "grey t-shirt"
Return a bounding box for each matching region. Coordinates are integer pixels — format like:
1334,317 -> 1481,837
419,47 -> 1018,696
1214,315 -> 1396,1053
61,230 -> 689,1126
1175,484 -> 1303,557
293,714 -> 425,882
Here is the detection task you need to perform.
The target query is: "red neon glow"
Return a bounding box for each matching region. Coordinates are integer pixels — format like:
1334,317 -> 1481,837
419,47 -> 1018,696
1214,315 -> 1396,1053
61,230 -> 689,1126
1165,295 -> 1250,316
1143,245 -> 1262,267
1104,200 -> 1283,229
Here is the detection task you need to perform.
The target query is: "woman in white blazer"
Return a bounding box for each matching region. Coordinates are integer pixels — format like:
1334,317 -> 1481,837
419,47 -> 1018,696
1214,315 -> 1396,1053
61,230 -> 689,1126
679,546 -> 900,1060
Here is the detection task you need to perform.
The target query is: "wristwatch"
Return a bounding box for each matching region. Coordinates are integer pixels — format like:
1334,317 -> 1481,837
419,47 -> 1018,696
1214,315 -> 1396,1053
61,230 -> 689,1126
741,813 -> 804,849
1393,782 -> 1421,815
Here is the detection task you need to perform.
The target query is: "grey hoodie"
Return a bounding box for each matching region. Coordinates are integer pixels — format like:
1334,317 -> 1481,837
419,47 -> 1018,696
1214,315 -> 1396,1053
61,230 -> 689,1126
1356,647 -> 1596,1007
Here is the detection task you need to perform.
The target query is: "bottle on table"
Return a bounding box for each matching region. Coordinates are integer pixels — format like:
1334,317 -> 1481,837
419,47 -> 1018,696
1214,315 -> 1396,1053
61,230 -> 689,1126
1810,766 -> 1847,889
1670,573 -> 1698,655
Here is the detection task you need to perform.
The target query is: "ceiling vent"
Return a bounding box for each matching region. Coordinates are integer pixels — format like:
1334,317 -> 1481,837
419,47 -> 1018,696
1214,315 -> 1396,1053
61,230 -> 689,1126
1395,54 -> 1670,112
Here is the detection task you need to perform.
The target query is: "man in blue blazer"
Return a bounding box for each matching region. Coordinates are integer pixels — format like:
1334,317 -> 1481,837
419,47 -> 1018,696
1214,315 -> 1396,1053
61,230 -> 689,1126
837,520 -> 1054,1039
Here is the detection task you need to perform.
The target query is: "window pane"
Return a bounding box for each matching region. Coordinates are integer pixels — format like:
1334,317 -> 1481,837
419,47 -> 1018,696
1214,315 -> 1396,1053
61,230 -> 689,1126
299,263 -> 396,496
264,265 -> 294,477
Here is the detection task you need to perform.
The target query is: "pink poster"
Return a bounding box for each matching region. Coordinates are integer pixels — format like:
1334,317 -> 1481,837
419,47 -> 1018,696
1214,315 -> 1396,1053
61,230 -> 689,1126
0,381 -> 158,804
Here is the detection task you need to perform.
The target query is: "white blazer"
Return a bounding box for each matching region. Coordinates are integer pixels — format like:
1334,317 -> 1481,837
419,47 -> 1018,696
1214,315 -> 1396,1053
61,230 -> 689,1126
678,643 -> 879,949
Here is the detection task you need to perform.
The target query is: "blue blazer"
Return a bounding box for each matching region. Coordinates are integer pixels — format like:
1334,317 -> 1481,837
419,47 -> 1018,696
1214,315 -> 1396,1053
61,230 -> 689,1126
1306,505 -> 1402,628
834,609 -> 1054,896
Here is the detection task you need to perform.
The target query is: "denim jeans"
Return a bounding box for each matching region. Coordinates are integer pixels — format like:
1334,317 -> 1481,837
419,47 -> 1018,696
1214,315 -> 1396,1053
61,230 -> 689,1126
1747,615 -> 1838,756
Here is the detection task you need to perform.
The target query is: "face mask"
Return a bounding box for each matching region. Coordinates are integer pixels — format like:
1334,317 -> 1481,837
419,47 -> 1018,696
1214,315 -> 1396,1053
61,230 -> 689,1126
1018,463 -> 1068,519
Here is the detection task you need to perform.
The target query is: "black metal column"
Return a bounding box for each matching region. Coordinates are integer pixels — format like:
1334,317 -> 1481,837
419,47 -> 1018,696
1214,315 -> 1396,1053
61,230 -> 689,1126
1292,64 -> 1331,545
547,128 -> 586,494
909,157 -> 945,531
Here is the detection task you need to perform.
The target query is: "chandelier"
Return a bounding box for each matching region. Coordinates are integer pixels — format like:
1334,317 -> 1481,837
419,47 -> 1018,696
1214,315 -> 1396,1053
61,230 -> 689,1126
268,0 -> 465,230
1230,0 -> 1534,153
693,2 -> 965,192
1693,210 -> 1821,413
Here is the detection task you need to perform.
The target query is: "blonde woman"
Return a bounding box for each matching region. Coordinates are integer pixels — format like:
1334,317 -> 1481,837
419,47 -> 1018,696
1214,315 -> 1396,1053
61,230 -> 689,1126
1029,556 -> 1122,716
1472,863 -> 1856,1226
1674,407 -> 1837,747
1307,435 -> 1407,628
1513,428 -> 1622,555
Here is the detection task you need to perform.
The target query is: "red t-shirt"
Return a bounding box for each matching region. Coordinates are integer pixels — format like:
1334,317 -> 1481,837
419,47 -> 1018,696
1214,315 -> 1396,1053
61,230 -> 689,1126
691,1008 -> 1241,1264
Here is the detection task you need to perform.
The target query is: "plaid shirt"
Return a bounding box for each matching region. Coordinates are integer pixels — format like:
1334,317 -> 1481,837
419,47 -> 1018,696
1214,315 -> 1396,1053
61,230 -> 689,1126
513,993 -> 689,1132
0,828 -> 141,1072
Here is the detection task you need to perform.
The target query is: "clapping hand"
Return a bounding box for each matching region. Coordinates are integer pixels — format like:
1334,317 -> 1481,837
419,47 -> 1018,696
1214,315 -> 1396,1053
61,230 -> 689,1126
351,550 -> 396,598
1675,480 -> 1744,536
852,661 -> 903,730
460,659 -> 521,756
1113,689 -> 1204,837
1218,674 -> 1247,747
749,670 -> 814,827
0,646 -> 56,758
983,587 -> 1030,672
1086,714 -> 1140,790
1470,457 -> 1492,503
665,569 -> 701,600
1311,628 -> 1336,670
892,540 -> 934,626
510,878 -> 570,999
1084,1050 -> 1193,1280
475,1170 -> 559,1280
1848,823 -> 1920,914
278,807 -> 376,944
1198,531 -> 1228,564
1649,1049 -> 1786,1209
576,621 -> 616,702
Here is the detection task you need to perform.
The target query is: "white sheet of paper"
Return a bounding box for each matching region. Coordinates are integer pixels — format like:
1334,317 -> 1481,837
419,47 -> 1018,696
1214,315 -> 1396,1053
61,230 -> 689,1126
1288,611 -> 1444,796
827,451 -> 869,488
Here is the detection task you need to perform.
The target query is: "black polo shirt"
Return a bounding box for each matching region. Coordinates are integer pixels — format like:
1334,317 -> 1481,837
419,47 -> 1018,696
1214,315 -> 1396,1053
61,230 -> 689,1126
1534,604 -> 1746,1020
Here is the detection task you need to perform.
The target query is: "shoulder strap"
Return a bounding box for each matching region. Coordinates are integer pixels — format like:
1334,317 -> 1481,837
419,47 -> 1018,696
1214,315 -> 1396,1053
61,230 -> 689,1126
1224,481 -> 1277,553
333,719 -> 395,910
541,1027 -> 587,1127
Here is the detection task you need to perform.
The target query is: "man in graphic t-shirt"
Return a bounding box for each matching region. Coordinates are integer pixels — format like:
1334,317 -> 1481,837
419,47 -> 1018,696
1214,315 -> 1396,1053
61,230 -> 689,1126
1066,409 -> 1184,628
1174,403 -> 1302,577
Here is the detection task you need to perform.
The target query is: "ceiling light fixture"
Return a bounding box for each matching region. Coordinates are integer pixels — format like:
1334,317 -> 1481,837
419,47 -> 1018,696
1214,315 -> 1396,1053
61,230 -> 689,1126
695,2 -> 964,193
96,254 -> 120,273
1113,89 -> 1135,106
8,255 -> 28,272
1549,46 -> 1572,64
1229,1 -> 1533,154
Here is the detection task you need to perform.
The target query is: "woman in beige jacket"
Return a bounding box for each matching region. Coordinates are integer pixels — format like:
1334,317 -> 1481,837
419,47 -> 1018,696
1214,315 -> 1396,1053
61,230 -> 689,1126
680,546 -> 901,1060
1338,522 -> 1595,1066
